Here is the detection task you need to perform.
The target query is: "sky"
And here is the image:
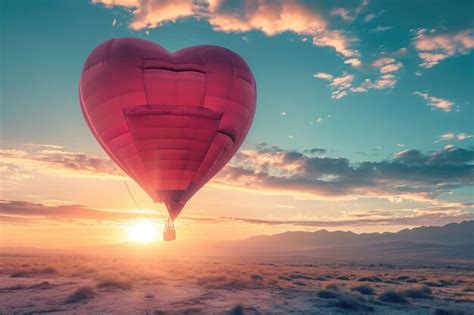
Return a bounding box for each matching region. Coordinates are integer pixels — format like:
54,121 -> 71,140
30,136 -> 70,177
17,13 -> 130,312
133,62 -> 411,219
1,0 -> 473,247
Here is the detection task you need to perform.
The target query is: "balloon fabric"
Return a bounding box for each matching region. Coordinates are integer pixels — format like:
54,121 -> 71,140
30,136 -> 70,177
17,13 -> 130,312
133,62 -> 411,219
79,37 -> 256,220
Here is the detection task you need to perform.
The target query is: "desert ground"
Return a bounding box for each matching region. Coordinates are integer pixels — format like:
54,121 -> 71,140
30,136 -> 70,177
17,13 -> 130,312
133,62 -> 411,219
0,252 -> 473,314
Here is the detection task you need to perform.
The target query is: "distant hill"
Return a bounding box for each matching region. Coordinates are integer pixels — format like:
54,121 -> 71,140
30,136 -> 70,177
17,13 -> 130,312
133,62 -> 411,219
2,221 -> 473,264
229,220 -> 474,253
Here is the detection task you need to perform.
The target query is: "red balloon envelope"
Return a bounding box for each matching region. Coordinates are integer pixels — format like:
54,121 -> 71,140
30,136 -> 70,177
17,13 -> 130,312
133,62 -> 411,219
79,37 -> 256,220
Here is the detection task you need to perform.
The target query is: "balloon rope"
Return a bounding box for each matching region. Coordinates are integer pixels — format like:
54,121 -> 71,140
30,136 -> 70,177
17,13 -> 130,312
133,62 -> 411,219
123,180 -> 141,209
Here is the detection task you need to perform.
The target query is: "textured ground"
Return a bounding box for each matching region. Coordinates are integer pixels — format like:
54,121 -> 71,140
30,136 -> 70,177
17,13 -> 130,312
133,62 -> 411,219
0,253 -> 473,314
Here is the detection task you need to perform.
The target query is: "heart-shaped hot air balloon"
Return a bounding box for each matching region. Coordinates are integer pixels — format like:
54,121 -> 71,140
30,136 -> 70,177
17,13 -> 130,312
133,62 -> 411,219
79,37 -> 256,239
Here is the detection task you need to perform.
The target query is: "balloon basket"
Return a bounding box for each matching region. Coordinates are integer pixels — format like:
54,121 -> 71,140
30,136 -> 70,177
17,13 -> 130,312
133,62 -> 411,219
163,218 -> 176,241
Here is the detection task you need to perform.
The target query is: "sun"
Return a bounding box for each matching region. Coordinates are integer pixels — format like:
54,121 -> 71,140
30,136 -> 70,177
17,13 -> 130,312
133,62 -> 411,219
127,220 -> 159,243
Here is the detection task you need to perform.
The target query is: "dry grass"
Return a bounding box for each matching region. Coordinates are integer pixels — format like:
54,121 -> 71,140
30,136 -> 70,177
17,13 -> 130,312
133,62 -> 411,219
96,279 -> 132,290
463,285 -> 474,292
358,275 -> 383,282
10,266 -> 57,278
334,294 -> 374,312
317,289 -> 340,299
378,290 -> 408,303
65,286 -> 95,304
403,286 -> 433,299
0,254 -> 472,314
228,304 -> 244,315
351,284 -> 375,295
434,308 -> 469,315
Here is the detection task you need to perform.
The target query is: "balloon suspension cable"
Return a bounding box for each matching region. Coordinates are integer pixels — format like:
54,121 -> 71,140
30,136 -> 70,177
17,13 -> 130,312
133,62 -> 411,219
123,180 -> 141,209
163,216 -> 177,241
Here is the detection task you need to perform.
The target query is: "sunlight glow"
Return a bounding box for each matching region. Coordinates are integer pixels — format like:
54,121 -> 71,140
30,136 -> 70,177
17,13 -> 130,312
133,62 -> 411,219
128,220 -> 159,243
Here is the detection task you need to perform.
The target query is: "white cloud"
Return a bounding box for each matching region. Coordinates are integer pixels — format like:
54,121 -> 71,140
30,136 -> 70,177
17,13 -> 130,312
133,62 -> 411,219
355,0 -> 369,14
364,13 -> 376,22
363,9 -> 383,22
370,25 -> 393,33
414,91 -> 455,112
331,8 -> 353,22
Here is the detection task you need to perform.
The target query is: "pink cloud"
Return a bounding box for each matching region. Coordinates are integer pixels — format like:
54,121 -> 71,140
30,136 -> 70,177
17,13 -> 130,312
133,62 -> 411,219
413,29 -> 474,68
313,72 -> 334,81
129,0 -> 196,30
314,72 -> 354,99
312,29 -> 358,58
93,0 -> 360,64
439,133 -> 472,141
0,144 -> 122,182
372,57 -> 402,74
414,91 -> 455,112
344,58 -> 361,67
92,0 -> 138,7
208,0 -> 327,35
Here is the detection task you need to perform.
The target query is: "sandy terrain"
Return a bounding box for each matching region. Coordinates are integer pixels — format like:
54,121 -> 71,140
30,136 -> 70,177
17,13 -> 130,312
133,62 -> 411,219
0,253 -> 473,314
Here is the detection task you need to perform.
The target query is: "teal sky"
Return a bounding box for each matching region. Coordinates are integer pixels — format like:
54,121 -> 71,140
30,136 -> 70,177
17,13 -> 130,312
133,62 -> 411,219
1,0 -> 473,242
2,0 -> 472,157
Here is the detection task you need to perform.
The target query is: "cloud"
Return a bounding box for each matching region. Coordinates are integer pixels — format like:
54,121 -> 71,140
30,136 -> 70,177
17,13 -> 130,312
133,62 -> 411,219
0,200 -> 147,223
221,209 -> 474,228
312,29 -> 358,58
439,133 -> 473,141
3,199 -> 472,229
355,0 -> 369,15
315,53 -> 403,99
344,58 -> 361,67
364,8 -> 385,22
129,0 -> 198,30
370,25 -> 393,33
313,72 -> 333,81
413,29 -> 474,68
331,8 -> 354,22
314,72 -> 354,99
93,0 -> 360,64
217,144 -> 474,201
5,143 -> 472,206
348,55 -> 403,91
413,91 -> 455,112
372,57 -> 403,74
0,144 -> 122,183
92,0 -> 138,7
330,0 -> 370,22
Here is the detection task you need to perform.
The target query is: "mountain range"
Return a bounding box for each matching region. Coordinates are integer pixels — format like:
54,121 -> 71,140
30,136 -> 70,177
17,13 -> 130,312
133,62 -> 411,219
2,221 -> 473,265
